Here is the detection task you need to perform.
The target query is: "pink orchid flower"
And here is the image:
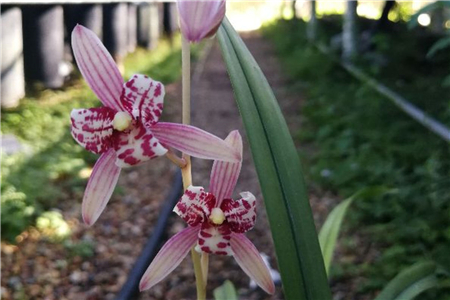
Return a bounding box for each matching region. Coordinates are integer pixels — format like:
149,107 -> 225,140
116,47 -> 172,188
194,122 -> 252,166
139,130 -> 275,294
70,25 -> 240,226
177,0 -> 226,43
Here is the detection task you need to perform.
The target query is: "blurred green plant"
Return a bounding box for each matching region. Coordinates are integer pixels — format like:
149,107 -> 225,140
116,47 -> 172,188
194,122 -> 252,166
36,211 -> 71,241
1,38 -> 192,243
263,19 -> 450,299
319,186 -> 392,276
213,280 -> 238,300
388,2 -> 414,22
408,1 -> 450,86
1,89 -> 98,242
374,261 -> 445,300
63,239 -> 95,258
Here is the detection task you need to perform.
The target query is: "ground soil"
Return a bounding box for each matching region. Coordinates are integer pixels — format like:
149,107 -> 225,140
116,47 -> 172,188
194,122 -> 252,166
2,32 -> 341,300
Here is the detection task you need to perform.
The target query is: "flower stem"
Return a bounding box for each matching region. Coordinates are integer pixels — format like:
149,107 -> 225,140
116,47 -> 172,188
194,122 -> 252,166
166,149 -> 187,168
201,253 -> 209,285
181,35 -> 207,300
191,247 -> 206,300
181,34 -> 192,190
182,36 -> 191,127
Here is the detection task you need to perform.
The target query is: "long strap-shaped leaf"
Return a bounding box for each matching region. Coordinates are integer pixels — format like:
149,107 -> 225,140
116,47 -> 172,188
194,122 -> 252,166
217,18 -> 331,300
374,261 -> 439,300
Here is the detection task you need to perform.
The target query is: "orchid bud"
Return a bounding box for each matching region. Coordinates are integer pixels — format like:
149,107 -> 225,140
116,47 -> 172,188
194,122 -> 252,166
177,0 -> 226,43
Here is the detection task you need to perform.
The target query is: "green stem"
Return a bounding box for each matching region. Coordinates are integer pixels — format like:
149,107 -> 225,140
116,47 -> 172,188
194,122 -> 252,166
182,35 -> 191,126
201,253 -> 209,285
191,248 -> 206,300
181,35 -> 206,300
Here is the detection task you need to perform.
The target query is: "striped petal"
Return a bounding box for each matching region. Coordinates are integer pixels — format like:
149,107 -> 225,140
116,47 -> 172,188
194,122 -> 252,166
230,233 -> 275,295
174,186 -> 215,227
113,124 -> 167,168
196,222 -> 232,256
70,107 -> 115,154
121,74 -> 164,125
139,226 -> 199,291
82,149 -> 121,226
209,130 -> 243,204
177,0 -> 226,43
151,122 -> 240,162
72,24 -> 124,111
221,192 -> 256,234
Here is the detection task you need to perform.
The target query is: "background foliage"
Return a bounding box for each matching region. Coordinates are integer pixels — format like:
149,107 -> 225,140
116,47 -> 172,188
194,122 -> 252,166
263,17 -> 450,298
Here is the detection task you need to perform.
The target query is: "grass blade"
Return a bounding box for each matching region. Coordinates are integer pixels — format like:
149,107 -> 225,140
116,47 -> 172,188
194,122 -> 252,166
213,280 -> 238,300
375,261 -> 439,300
319,196 -> 354,276
217,18 -> 331,300
319,186 -> 391,276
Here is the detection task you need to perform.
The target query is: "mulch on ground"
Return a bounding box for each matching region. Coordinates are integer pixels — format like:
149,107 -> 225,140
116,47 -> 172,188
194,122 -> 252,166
2,32 -> 343,300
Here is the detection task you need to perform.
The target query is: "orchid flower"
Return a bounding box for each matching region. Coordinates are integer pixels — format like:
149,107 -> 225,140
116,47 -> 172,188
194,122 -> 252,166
70,25 -> 240,226
139,130 -> 275,294
177,0 -> 226,43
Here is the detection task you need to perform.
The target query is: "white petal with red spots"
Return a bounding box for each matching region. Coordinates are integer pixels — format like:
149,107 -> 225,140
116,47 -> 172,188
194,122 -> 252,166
174,186 -> 216,227
121,74 -> 164,126
221,192 -> 257,234
70,107 -> 115,154
113,124 -> 167,168
196,222 -> 232,256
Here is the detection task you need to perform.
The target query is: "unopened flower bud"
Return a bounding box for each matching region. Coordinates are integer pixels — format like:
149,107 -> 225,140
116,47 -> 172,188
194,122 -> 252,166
177,0 -> 226,43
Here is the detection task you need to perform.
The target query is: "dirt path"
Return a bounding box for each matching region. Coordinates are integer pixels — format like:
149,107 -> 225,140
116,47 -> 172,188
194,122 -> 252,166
2,33 -> 337,300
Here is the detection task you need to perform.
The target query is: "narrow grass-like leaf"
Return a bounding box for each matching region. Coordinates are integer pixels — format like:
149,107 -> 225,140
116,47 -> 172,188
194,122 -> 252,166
375,261 -> 439,300
213,280 -> 238,300
319,186 -> 391,276
217,18 -> 331,300
319,197 -> 353,276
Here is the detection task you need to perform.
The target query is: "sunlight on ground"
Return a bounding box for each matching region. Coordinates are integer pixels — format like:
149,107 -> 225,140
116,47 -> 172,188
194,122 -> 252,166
227,1 -> 285,31
357,1 -> 383,19
226,0 -> 436,32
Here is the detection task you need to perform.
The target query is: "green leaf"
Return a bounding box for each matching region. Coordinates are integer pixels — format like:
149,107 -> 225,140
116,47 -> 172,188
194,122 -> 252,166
213,280 -> 238,300
319,186 -> 392,276
217,18 -> 331,300
375,261 -> 439,300
427,36 -> 450,59
319,197 -> 353,276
